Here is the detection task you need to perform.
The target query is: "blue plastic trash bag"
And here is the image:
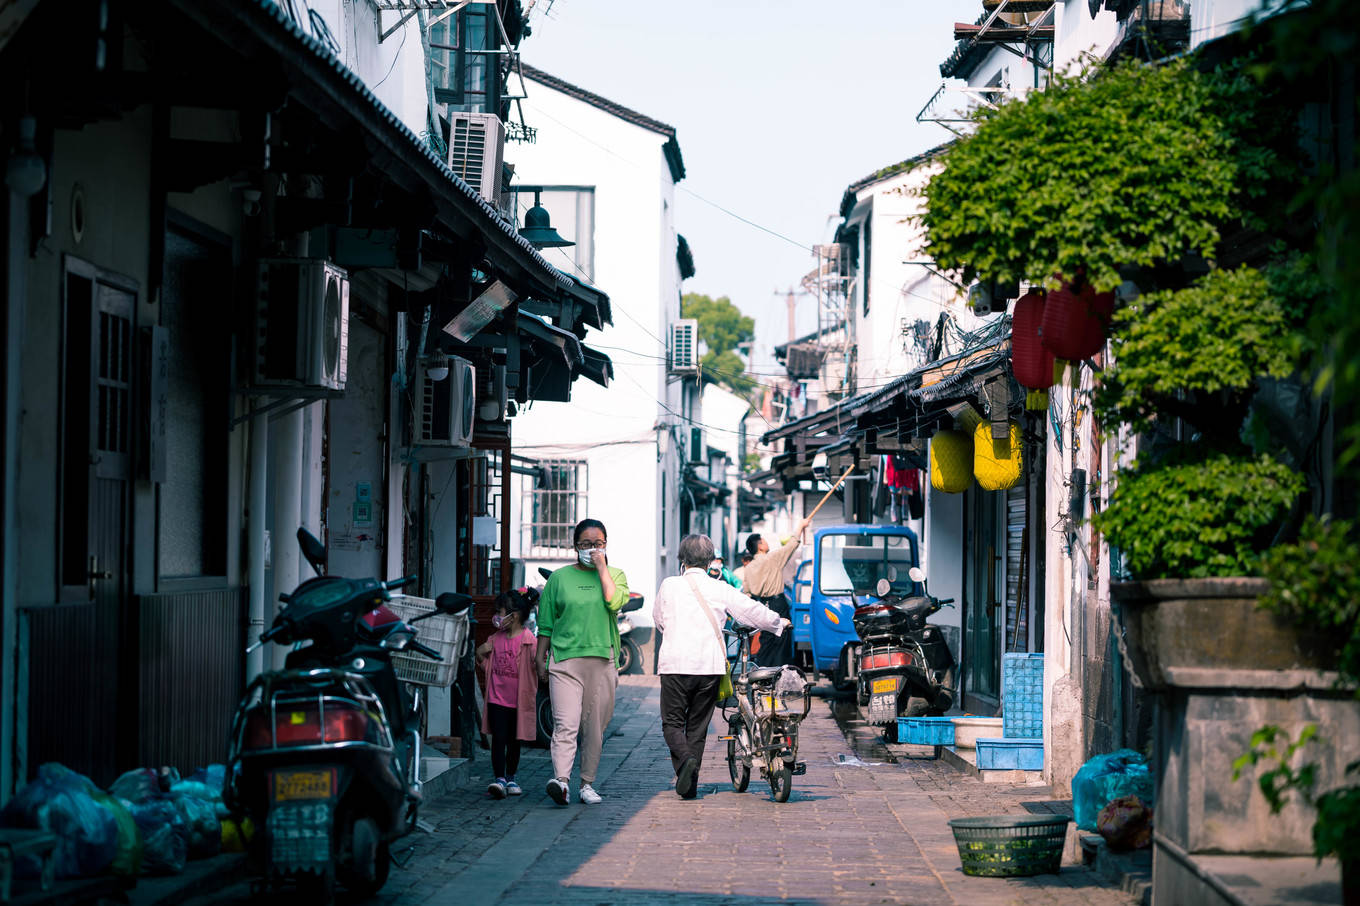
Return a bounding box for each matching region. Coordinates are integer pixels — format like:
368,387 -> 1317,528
186,764 -> 227,795
91,791 -> 142,878
110,767 -> 162,804
0,763 -> 118,879
129,797 -> 187,875
1072,749 -> 1154,832
168,783 -> 221,859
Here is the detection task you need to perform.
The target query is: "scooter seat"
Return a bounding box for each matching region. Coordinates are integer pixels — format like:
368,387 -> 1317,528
742,666 -> 785,684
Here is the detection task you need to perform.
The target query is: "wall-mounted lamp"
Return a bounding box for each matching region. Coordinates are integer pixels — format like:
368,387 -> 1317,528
425,354 -> 450,382
6,115 -> 46,198
517,188 -> 574,249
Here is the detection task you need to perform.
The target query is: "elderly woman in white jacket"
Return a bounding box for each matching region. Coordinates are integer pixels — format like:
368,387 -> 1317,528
654,533 -> 789,799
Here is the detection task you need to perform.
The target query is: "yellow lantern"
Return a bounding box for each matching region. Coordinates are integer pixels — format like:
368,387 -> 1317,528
974,421 -> 1023,491
930,430 -> 973,494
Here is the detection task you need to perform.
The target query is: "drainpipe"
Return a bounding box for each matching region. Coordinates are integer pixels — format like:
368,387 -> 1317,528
270,407 -> 304,671
2,193 -> 29,801
246,404 -> 269,681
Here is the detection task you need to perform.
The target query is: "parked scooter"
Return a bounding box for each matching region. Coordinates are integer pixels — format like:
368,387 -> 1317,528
852,566 -> 957,742
225,528 -> 472,901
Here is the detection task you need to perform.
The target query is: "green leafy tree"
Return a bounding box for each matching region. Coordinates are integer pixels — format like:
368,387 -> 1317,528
681,292 -> 755,397
919,58 -> 1298,293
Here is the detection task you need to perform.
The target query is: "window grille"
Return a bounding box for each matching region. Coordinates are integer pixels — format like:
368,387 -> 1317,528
526,459 -> 587,556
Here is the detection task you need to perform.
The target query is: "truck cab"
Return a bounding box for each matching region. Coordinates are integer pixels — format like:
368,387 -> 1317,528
789,524 -> 921,687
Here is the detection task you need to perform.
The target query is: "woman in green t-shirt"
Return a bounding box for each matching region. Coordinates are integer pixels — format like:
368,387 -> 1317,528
536,518 -> 630,806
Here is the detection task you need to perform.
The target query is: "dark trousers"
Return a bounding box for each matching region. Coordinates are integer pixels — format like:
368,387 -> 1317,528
752,593 -> 794,668
659,674 -> 722,775
486,702 -> 522,780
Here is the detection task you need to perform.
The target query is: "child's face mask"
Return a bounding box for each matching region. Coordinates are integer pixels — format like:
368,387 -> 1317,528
492,612 -> 508,629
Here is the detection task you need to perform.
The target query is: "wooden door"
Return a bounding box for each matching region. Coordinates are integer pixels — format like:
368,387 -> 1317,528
28,258 -> 136,784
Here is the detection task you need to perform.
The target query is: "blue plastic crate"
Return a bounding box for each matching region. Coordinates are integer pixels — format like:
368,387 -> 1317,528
976,737 -> 1044,771
1002,653 -> 1044,739
898,716 -> 955,746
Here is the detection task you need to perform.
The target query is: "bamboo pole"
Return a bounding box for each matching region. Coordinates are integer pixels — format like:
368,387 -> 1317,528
805,465 -> 857,522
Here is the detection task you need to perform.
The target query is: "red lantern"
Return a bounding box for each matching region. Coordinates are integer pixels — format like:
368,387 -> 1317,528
1010,291 -> 1054,390
1040,279 -> 1111,360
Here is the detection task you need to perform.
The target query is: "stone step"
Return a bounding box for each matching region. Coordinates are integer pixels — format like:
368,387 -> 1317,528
1080,832 -> 1152,906
420,754 -> 470,801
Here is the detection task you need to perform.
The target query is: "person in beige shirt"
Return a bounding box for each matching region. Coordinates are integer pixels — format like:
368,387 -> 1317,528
742,515 -> 813,666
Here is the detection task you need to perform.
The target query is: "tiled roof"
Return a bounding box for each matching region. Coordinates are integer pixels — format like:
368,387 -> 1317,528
519,62 -> 686,183
838,142 -> 954,218
940,9 -> 992,79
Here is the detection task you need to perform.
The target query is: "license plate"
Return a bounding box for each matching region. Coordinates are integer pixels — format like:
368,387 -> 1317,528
868,692 -> 896,721
872,677 -> 897,694
274,769 -> 333,802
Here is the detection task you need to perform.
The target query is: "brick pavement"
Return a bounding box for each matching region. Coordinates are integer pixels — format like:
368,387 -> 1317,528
390,676 -> 1137,906
187,676 -> 1139,905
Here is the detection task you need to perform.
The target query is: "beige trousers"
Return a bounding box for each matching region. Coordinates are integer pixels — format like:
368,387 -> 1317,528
547,655 -> 617,784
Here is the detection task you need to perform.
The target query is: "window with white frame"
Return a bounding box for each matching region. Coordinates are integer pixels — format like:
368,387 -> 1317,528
528,459 -> 587,554
511,186 -> 595,282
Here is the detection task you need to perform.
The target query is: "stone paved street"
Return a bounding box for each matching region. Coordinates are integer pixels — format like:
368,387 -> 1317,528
192,676 -> 1139,905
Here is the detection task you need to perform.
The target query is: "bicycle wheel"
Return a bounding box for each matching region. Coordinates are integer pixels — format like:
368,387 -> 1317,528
726,717 -> 750,792
769,762 -> 792,802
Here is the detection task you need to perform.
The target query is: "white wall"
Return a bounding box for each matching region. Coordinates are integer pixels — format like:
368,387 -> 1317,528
1053,0 -> 1121,71
1190,0 -> 1269,47
506,71 -> 679,620
845,162 -> 976,395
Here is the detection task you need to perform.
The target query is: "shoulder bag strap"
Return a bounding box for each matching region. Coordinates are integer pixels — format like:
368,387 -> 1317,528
684,574 -> 726,646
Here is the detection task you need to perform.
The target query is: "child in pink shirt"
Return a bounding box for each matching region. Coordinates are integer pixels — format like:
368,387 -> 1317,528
476,587 -> 540,799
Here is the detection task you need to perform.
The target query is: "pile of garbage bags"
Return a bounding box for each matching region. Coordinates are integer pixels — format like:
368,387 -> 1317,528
0,761 -> 251,880
1072,749 -> 1155,850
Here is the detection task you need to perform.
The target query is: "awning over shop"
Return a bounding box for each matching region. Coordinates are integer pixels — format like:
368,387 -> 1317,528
683,471 -> 731,505
518,313 -> 584,368
759,338 -> 1013,482
172,0 -> 573,303
578,346 -> 614,388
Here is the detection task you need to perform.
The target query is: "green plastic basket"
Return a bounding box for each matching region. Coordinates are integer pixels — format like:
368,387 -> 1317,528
947,814 -> 1071,877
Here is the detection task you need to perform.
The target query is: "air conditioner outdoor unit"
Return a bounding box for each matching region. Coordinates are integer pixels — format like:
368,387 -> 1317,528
414,355 -> 477,447
254,258 -> 350,391
448,112 -> 505,205
670,319 -> 698,374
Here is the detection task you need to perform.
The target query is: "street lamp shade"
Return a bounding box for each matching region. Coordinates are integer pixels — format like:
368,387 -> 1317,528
519,190 -> 574,249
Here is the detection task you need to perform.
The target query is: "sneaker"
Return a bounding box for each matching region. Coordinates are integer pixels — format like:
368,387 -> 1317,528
578,783 -> 603,805
505,780 -> 523,796
676,756 -> 699,799
546,777 -> 569,806
487,779 -> 507,800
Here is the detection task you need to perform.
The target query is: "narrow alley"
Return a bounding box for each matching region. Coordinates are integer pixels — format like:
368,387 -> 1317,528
187,678 -> 1138,906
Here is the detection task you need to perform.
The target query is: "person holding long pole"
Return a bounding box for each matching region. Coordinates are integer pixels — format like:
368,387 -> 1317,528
742,513 -> 813,667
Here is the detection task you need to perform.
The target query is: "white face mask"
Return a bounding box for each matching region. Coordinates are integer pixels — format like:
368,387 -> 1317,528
578,547 -> 603,567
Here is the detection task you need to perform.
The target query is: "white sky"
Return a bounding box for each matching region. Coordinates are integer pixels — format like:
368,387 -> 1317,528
520,0 -> 978,379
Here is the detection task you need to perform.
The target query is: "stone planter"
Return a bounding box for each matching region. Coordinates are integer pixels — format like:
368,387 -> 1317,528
1110,577 -> 1359,903
1110,577 -> 1334,692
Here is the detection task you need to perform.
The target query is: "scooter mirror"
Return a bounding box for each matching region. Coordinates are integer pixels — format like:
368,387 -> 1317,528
908,566 -> 926,584
875,577 -> 892,597
537,567 -> 553,581
435,592 -> 474,615
296,528 -> 327,575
